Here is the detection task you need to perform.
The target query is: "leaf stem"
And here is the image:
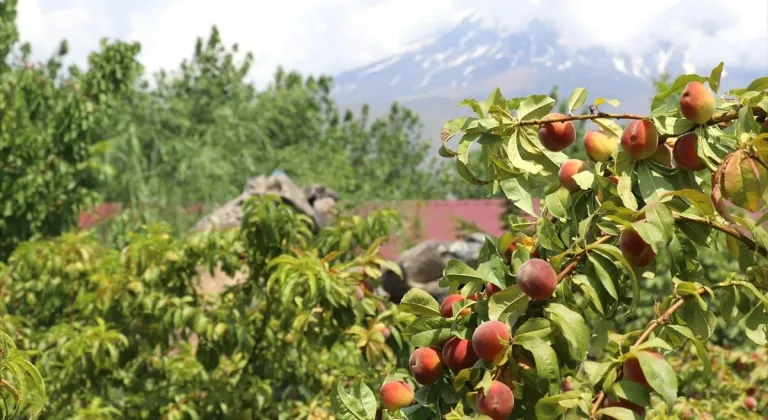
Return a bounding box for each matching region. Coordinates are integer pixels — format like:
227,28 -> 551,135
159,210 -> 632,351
673,213 -> 767,258
589,281 -> 732,418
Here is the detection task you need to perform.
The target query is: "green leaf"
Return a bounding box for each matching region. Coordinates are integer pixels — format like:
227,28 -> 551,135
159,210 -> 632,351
443,259 -> 483,285
535,391 -> 582,419
583,361 -> 615,387
745,76 -> 768,93
545,303 -> 589,361
631,337 -> 673,352
598,407 -> 642,420
659,189 -> 715,216
567,88 -> 588,113
500,176 -> 536,218
613,379 -> 651,408
615,151 -> 638,210
403,317 -> 454,347
593,244 -> 639,312
636,161 -> 677,205
708,62 -> 724,93
518,95 -> 556,121
644,202 -> 675,242
587,253 -> 619,301
488,285 -> 530,321
744,303 -> 768,346
594,118 -> 624,138
400,289 -> 441,316
545,188 -> 569,220
514,318 -> 552,344
483,87 -> 507,115
635,351 -> 678,405
630,221 -> 666,253
594,97 -> 620,107
330,380 -> 377,420
653,116 -> 695,136
440,117 -> 475,154
517,338 -> 561,394
571,171 -> 595,191
676,298 -> 716,341
458,98 -> 485,117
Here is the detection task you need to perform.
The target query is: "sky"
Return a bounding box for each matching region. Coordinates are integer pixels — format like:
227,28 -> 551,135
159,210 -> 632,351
15,0 -> 768,87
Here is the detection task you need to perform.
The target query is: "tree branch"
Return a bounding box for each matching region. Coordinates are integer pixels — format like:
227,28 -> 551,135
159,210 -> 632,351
673,213 -> 767,258
556,235 -> 613,282
589,281 -> 731,418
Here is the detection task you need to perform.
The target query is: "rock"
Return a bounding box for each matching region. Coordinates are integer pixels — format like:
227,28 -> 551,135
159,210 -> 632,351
379,233 -> 487,303
191,174 -> 336,233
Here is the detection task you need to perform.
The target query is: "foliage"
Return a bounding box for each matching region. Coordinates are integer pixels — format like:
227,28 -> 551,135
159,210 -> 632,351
0,0 -> 142,260
0,196 -> 420,418
334,64 -> 768,419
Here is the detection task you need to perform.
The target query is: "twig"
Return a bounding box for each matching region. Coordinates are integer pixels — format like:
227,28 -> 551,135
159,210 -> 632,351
659,108 -> 741,140
556,235 -> 613,282
673,214 -> 767,258
589,282 -> 730,418
518,113 -> 646,126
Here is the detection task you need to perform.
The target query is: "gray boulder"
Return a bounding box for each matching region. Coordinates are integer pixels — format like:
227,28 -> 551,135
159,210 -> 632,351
379,232 -> 488,303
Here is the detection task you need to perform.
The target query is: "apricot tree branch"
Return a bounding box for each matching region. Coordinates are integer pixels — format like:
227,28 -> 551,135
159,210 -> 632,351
556,235 -> 614,282
518,113 -> 646,126
589,281 -> 732,418
673,213 -> 767,258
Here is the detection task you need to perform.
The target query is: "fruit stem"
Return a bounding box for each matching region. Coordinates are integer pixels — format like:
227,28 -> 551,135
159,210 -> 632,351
589,280 -> 733,418
673,213 -> 767,258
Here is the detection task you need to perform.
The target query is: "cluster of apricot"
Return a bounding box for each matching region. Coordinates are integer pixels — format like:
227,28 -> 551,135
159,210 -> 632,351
380,250 -> 560,419
600,350 -> 666,417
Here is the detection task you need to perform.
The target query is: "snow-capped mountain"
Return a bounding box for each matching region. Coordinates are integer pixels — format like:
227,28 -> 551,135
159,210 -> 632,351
331,14 -> 764,158
332,14 -> 761,111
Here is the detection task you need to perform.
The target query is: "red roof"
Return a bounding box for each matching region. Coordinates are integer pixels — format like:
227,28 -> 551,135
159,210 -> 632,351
357,199 -> 540,259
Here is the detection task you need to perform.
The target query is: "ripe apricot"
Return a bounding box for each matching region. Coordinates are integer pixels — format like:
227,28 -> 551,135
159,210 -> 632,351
651,143 -> 674,168
558,159 -> 588,192
680,81 -> 716,124
409,347 -> 443,385
442,337 -> 480,373
745,396 -> 758,411
472,321 -> 511,363
515,258 -> 557,301
440,294 -> 470,318
380,381 -> 414,411
623,350 -> 665,391
621,120 -> 658,160
476,380 -> 515,420
538,113 -> 576,151
619,227 -> 656,267
584,130 -> 618,162
485,283 -> 501,297
673,132 -> 706,171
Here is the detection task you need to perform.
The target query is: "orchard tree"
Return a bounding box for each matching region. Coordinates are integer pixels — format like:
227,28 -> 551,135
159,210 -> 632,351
333,64 -> 768,419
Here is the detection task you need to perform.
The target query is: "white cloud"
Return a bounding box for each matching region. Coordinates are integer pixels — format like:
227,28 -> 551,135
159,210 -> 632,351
15,0 -> 768,86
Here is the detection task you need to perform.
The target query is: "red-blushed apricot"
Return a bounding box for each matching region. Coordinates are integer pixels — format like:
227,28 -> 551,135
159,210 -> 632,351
515,258 -> 557,301
472,321 -> 511,363
744,396 -> 757,411
372,323 -> 391,339
485,282 -> 501,297
603,396 -> 646,418
468,293 -> 480,301
409,347 -> 443,385
651,143 -> 674,168
623,350 -> 665,391
538,113 -> 576,152
442,337 -> 480,373
607,175 -> 619,184
380,381 -> 414,411
673,132 -> 706,171
476,380 -> 515,420
504,236 -> 524,259
619,227 -> 656,267
440,294 -> 470,318
558,159 -> 588,192
680,81 -> 716,124
584,130 -> 618,162
621,120 -> 658,160
531,249 -> 540,258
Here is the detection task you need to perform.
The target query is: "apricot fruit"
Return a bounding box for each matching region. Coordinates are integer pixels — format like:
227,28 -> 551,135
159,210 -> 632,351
538,113 -> 576,152
672,132 -> 706,171
558,159 -> 588,192
409,347 -> 443,385
372,323 -> 391,339
476,380 -> 515,420
680,81 -> 716,124
621,120 -> 658,160
584,130 -> 618,162
619,227 -> 656,267
485,282 -> 501,297
442,337 -> 480,373
440,294 -> 470,318
380,381 -> 414,411
623,350 -> 665,391
515,258 -> 557,301
745,396 -> 757,411
472,320 -> 511,363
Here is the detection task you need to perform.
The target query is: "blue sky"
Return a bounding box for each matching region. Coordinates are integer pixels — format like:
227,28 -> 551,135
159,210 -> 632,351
16,0 -> 768,87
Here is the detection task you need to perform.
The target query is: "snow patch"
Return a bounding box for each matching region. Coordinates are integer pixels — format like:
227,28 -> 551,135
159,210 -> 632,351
361,56 -> 401,75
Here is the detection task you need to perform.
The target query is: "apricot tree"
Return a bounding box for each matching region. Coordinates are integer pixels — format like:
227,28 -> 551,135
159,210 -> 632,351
332,64 -> 768,419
